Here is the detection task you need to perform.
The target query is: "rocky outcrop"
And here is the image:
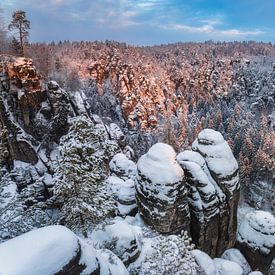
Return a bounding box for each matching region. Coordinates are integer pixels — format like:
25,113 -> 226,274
0,56 -> 71,166
236,210 -> 275,274
0,55 -> 43,129
0,225 -> 129,275
136,143 -> 190,234
191,249 -> 243,275
177,129 -> 240,256
177,150 -> 220,257
90,219 -> 141,266
0,225 -> 87,275
0,55 -> 44,165
109,153 -> 137,216
46,81 -> 71,141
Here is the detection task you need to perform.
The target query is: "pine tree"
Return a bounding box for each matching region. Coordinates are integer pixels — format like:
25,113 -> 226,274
52,115 -> 119,235
8,10 -> 30,56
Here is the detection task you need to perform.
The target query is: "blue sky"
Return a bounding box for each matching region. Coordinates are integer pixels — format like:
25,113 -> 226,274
0,0 -> 274,45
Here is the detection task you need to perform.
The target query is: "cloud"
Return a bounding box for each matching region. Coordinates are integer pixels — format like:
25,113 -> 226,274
162,22 -> 264,37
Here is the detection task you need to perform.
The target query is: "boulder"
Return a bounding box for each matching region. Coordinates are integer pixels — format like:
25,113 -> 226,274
109,153 -> 137,180
90,219 -> 141,266
236,210 -> 275,274
0,225 -> 86,275
136,143 -> 189,234
191,249 -> 216,275
213,258 -> 243,275
106,175 -> 137,216
221,248 -> 251,274
0,225 -> 129,275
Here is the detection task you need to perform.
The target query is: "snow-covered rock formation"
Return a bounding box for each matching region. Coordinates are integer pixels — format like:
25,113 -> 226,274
221,248 -> 251,275
0,225 -> 129,275
136,143 -> 190,233
192,249 -> 246,275
90,218 -> 141,266
177,150 -> 220,257
108,153 -> 137,216
236,210 -> 275,274
177,129 -> 240,256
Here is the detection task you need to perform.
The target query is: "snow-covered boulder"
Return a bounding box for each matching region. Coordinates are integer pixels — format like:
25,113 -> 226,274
191,249 -> 216,275
221,248 -> 251,274
0,225 -> 85,275
0,225 -> 130,275
136,143 -> 189,233
106,175 -> 137,216
236,210 -> 275,274
110,153 -> 137,180
80,240 -> 129,275
189,129 -> 240,255
90,219 -> 141,266
117,179 -> 137,216
213,258 -> 243,275
177,150 -> 219,256
192,129 -> 239,195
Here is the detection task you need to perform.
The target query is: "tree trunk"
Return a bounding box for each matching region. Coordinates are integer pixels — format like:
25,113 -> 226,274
19,24 -> 23,56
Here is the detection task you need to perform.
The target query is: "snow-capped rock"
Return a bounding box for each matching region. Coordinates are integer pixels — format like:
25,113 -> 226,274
190,129 -> 240,256
90,219 -> 141,266
107,154 -> 138,216
177,150 -> 219,256
191,249 -> 216,275
213,258 -> 243,275
236,210 -> 275,274
136,143 -> 189,233
192,129 -> 239,195
221,248 -> 251,275
110,153 -> 137,180
0,225 -> 84,275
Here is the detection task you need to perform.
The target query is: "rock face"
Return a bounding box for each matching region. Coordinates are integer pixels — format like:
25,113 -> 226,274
0,56 -> 71,166
177,150 -> 220,257
0,56 -> 44,165
236,210 -> 275,274
177,129 -> 240,256
136,143 -> 190,234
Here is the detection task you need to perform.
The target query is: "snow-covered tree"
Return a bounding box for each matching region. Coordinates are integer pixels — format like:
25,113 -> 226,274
0,168 -> 51,242
52,115 -> 119,235
130,234 -> 197,275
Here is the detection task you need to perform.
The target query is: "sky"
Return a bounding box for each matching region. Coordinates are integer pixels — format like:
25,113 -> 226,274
0,0 -> 274,45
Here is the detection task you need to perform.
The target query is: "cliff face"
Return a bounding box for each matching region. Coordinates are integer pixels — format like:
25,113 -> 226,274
0,55 -> 71,166
0,56 -> 44,165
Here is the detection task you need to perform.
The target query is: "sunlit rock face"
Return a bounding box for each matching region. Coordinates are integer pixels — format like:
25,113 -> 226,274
236,210 -> 275,275
0,56 -> 43,128
0,55 -> 44,165
136,143 -> 190,234
177,129 -> 240,256
0,56 -> 71,165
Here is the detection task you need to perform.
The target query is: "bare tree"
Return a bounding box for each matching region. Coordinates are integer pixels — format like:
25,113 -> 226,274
8,10 -> 30,56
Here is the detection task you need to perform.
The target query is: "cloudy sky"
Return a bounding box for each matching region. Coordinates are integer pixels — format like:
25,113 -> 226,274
0,0 -> 274,45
